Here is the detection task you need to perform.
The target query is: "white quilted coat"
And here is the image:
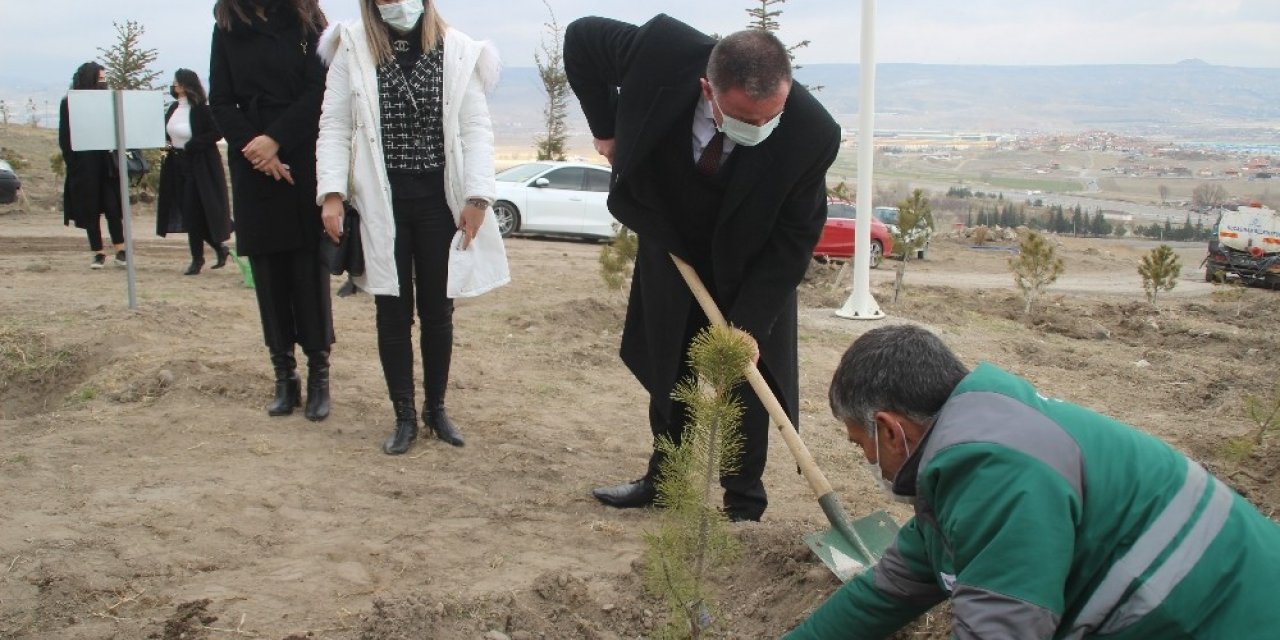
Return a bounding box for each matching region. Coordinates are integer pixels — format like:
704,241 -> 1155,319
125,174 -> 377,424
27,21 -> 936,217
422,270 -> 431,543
316,20 -> 509,298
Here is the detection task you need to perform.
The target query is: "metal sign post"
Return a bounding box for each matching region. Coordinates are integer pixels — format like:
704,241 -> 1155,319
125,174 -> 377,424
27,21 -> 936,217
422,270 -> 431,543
836,0 -> 885,321
112,91 -> 139,309
67,89 -> 164,310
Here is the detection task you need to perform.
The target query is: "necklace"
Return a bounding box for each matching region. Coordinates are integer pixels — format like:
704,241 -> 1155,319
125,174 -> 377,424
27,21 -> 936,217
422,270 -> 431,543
392,39 -> 410,53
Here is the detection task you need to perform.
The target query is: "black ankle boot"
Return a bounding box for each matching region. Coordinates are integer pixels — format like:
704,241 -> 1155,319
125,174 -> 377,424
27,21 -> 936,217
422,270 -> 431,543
304,350 -> 330,422
266,351 -> 300,416
211,244 -> 230,269
184,258 -> 204,275
383,398 -> 418,455
424,401 -> 464,447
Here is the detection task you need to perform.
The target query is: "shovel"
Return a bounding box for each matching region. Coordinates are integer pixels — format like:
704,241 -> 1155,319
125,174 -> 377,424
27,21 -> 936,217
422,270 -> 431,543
670,254 -> 899,582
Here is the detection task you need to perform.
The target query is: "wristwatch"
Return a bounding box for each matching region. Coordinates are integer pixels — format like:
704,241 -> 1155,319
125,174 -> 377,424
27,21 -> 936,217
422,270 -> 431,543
465,197 -> 491,210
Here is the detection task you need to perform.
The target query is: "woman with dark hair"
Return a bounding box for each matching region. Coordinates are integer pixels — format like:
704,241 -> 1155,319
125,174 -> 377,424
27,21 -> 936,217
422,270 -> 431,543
58,62 -> 125,269
316,0 -> 508,454
156,68 -> 233,275
209,0 -> 335,421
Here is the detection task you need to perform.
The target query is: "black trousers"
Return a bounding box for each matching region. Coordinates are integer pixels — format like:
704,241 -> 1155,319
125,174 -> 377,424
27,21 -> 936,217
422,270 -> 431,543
85,188 -> 124,253
374,181 -> 455,406
644,305 -> 771,520
248,247 -> 334,355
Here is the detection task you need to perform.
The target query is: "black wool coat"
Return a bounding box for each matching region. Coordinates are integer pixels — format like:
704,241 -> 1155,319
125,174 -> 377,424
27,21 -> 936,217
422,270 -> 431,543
58,97 -> 122,229
564,15 -> 841,423
208,7 -> 325,257
156,101 -> 232,242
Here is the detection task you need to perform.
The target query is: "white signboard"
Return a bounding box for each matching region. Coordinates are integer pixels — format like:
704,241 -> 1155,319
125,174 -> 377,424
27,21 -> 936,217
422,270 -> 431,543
67,90 -> 166,151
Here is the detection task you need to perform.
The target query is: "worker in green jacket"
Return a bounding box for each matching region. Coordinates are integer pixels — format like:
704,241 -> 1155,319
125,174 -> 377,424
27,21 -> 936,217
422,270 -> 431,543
787,324 -> 1280,639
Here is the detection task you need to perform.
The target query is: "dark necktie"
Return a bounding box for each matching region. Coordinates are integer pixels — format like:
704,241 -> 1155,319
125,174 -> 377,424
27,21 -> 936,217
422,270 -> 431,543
697,130 -> 725,176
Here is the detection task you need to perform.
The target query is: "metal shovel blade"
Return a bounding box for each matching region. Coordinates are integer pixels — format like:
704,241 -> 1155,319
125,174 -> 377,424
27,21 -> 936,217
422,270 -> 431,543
804,509 -> 900,582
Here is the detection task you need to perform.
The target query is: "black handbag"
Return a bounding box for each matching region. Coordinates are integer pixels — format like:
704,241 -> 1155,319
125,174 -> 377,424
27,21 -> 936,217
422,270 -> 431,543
319,203 -> 365,277
125,149 -> 148,177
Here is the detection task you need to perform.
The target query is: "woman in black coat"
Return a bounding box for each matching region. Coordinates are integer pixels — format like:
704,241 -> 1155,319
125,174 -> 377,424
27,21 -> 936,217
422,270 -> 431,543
58,62 -> 125,270
156,68 -> 233,275
209,0 -> 334,421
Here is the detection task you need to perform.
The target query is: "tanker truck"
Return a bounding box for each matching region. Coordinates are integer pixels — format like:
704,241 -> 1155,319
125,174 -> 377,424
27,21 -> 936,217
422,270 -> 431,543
1205,202 -> 1280,286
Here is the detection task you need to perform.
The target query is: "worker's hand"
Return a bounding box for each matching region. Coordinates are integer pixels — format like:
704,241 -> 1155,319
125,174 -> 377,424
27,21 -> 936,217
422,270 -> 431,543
731,327 -> 760,365
243,135 -> 280,169
593,138 -> 615,164
458,202 -> 486,250
321,194 -> 344,243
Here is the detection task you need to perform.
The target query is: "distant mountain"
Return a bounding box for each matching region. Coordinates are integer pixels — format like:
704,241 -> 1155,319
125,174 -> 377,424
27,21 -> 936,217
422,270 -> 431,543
488,63 -> 1280,146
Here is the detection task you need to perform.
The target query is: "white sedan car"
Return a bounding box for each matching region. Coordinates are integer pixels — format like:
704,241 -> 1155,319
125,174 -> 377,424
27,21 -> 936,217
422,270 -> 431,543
493,161 -> 616,240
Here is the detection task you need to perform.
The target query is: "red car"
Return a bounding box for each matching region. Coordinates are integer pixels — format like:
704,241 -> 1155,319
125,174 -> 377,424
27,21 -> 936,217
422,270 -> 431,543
813,199 -> 894,268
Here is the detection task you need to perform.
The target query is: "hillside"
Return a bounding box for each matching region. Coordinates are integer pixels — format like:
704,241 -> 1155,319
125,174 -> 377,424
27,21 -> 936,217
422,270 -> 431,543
488,61 -> 1280,146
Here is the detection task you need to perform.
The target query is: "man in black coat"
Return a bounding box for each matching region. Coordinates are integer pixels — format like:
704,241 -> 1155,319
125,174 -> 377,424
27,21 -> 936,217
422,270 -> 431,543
565,14 -> 840,521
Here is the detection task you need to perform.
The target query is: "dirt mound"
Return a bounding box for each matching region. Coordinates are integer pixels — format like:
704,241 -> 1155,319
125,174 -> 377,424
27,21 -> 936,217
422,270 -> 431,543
0,325 -> 95,418
349,522 -> 951,639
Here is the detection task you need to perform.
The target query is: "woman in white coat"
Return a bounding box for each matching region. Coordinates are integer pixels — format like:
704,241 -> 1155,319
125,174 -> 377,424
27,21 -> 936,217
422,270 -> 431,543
316,0 -> 509,455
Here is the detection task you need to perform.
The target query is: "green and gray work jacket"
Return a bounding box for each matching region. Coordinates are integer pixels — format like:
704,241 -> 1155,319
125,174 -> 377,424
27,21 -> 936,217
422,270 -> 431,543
787,363 -> 1280,639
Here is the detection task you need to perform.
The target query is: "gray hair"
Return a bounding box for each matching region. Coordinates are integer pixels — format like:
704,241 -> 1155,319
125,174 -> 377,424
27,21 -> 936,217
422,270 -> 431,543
828,325 -> 970,433
706,29 -> 792,100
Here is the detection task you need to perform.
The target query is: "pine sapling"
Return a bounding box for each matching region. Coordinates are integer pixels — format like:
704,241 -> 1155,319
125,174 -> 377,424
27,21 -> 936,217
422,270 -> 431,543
1009,231 -> 1065,315
1246,381 -> 1280,446
1138,244 -> 1182,305
644,326 -> 751,639
891,189 -> 932,302
599,223 -> 638,294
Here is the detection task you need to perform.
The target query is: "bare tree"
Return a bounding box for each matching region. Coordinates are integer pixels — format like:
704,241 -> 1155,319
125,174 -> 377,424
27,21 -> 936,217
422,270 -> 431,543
534,0 -> 569,161
1158,184 -> 1170,204
98,20 -> 162,90
1192,182 -> 1228,210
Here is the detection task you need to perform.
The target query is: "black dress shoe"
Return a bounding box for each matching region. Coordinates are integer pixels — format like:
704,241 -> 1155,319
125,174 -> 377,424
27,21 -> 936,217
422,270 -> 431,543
725,509 -> 761,523
211,244 -> 230,269
591,479 -> 657,509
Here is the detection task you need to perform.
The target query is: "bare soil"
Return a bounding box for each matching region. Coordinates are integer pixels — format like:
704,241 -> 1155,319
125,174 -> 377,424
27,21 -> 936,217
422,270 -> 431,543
2,125 -> 1276,639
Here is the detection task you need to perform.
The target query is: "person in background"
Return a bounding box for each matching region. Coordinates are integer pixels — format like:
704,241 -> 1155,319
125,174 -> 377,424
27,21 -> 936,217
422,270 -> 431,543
209,0 -> 334,421
316,0 -> 508,454
786,324 -> 1280,639
156,68 -> 233,275
564,15 -> 841,522
58,62 -> 126,270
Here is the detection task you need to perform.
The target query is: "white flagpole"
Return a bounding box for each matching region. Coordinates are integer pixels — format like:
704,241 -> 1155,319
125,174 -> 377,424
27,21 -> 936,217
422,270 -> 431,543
836,0 -> 884,320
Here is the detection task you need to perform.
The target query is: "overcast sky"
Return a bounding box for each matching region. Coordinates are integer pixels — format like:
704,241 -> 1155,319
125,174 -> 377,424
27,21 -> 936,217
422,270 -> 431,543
2,0 -> 1278,88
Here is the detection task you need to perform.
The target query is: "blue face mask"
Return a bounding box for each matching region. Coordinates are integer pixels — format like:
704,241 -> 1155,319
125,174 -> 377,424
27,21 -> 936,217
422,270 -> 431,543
712,94 -> 783,147
378,0 -> 424,34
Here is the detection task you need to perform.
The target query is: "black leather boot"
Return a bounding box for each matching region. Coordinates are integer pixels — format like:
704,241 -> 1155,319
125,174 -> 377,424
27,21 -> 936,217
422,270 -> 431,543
184,258 -> 204,275
266,350 -> 300,416
304,350 -> 330,422
424,401 -> 464,447
383,398 -> 418,455
211,244 -> 230,269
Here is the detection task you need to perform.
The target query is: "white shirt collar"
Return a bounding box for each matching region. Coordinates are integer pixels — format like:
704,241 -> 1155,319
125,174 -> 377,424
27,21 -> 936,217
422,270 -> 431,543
693,95 -> 735,161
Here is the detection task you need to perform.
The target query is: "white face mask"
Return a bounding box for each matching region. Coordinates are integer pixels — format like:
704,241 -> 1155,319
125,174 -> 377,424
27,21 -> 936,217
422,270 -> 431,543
712,94 -> 783,147
378,0 -> 424,34
866,423 -> 916,504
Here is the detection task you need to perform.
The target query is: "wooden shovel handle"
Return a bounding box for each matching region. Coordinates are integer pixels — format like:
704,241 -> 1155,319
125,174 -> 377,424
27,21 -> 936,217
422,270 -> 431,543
670,254 -> 835,499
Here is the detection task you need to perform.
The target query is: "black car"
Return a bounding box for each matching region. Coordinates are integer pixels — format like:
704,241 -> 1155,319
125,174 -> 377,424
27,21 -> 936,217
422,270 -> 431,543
0,160 -> 20,204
